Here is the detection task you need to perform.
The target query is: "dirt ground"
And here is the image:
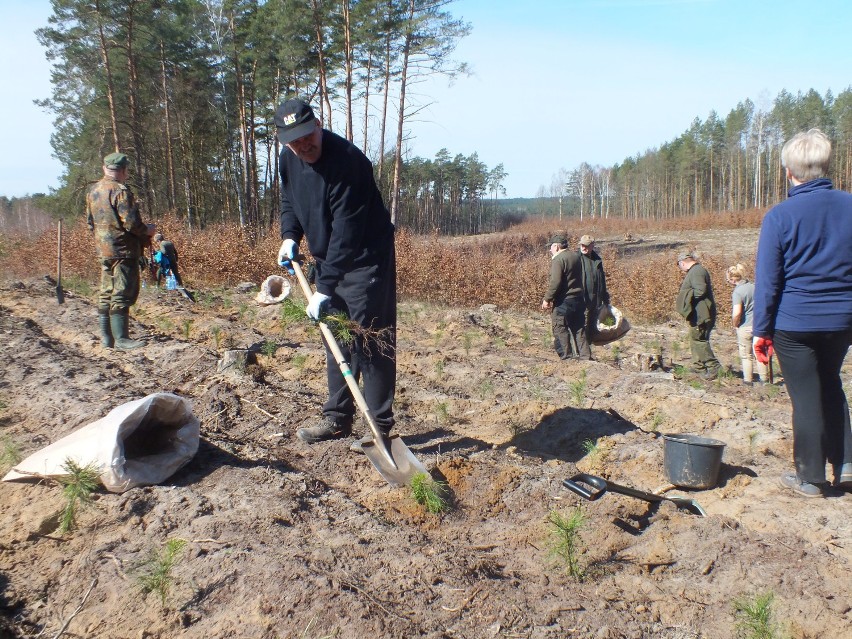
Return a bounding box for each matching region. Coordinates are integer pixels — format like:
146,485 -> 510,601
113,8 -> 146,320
0,228 -> 850,639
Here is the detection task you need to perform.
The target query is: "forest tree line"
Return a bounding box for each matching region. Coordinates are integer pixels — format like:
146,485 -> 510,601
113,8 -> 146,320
38,0 -> 522,236
34,1 -> 852,235
544,88 -> 852,221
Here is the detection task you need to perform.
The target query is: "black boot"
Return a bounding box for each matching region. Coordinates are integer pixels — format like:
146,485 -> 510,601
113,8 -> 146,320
110,310 -> 145,350
296,417 -> 352,443
98,309 -> 114,348
349,429 -> 392,453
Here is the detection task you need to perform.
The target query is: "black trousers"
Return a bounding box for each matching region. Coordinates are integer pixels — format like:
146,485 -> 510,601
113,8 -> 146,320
322,247 -> 396,432
774,329 -> 852,484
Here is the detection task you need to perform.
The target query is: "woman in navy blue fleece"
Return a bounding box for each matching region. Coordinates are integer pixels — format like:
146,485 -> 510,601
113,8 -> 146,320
274,99 -> 396,448
753,128 -> 852,497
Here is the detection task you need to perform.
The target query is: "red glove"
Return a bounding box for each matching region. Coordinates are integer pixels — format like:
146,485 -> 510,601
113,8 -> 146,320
753,336 -> 774,365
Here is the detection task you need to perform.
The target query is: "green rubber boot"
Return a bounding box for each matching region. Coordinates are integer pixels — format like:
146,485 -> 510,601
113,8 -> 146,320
110,310 -> 145,350
98,310 -> 114,348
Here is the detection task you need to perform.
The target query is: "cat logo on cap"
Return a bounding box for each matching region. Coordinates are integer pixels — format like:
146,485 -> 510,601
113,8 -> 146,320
283,114 -> 297,126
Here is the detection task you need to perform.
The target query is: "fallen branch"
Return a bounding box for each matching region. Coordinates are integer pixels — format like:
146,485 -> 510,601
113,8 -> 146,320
339,579 -> 412,620
52,577 -> 97,639
441,586 -> 483,612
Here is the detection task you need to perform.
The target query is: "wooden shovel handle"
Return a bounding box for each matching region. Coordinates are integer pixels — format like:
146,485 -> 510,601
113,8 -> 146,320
290,260 -> 397,469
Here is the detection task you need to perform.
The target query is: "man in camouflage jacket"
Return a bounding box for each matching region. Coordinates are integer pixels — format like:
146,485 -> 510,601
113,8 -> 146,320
86,152 -> 155,349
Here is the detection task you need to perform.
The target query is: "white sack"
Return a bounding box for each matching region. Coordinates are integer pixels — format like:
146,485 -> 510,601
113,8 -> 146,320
592,305 -> 631,345
255,275 -> 291,305
3,393 -> 200,493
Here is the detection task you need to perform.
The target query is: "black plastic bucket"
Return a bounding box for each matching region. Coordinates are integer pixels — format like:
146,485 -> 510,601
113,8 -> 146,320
663,434 -> 726,489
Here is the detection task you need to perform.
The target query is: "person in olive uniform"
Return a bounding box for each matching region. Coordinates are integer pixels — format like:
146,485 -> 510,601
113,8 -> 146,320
86,152 -> 156,349
541,234 -> 584,360
676,252 -> 720,377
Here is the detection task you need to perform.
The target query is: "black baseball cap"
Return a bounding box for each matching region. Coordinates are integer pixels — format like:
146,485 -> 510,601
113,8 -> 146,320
274,99 -> 318,144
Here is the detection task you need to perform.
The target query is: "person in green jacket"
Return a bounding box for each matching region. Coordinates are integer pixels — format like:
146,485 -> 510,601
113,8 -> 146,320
676,252 -> 720,378
541,234 -> 584,359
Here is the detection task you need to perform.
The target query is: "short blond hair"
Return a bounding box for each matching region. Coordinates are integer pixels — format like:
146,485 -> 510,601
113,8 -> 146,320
726,264 -> 748,282
782,128 -> 831,182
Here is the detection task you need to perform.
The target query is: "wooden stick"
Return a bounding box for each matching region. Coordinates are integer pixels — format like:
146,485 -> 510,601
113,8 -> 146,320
52,577 -> 97,639
56,220 -> 65,304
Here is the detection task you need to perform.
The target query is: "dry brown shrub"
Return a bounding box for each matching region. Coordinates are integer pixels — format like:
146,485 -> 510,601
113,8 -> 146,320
3,216 -> 755,324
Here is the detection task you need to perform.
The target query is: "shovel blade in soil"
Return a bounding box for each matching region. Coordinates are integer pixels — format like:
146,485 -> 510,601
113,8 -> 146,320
362,435 -> 428,488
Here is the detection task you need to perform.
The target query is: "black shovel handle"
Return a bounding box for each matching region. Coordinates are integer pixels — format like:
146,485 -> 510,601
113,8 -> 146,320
562,474 -> 608,501
563,473 -> 666,504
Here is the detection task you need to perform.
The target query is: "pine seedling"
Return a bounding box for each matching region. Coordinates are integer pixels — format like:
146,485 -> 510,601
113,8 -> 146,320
435,401 -> 450,424
138,538 -> 188,606
733,591 -> 785,639
410,473 -> 449,513
290,353 -> 308,370
182,318 -> 193,340
434,357 -> 446,379
581,438 -> 600,463
748,430 -> 759,454
610,344 -> 621,363
57,459 -> 100,534
569,369 -> 588,405
547,507 -> 587,580
261,340 -> 279,356
209,325 -> 222,351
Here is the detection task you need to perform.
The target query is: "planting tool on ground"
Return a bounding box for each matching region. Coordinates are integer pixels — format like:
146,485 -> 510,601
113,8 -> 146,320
562,473 -> 706,517
290,260 -> 427,487
56,220 -> 65,304
768,355 -> 774,384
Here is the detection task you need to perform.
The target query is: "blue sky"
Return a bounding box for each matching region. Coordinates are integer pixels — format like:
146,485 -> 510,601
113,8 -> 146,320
2,0 -> 852,198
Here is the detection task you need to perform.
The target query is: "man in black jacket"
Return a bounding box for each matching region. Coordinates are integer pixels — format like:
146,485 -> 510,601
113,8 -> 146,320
275,99 -> 396,448
577,235 -> 610,360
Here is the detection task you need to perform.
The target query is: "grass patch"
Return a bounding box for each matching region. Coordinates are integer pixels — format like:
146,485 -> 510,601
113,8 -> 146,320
0,436 -> 22,473
410,473 -> 450,513
733,591 -> 786,639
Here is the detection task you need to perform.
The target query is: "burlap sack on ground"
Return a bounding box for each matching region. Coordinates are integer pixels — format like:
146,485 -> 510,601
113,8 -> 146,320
255,275 -> 291,305
592,305 -> 631,345
3,393 -> 199,493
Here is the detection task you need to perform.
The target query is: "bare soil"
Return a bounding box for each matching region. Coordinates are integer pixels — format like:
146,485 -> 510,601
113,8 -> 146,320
0,228 -> 850,639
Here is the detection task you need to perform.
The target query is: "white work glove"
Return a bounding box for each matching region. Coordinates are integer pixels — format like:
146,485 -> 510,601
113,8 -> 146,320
277,238 -> 297,274
306,291 -> 331,321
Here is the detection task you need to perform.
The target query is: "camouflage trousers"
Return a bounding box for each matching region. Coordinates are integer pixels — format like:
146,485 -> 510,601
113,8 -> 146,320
98,258 -> 141,313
